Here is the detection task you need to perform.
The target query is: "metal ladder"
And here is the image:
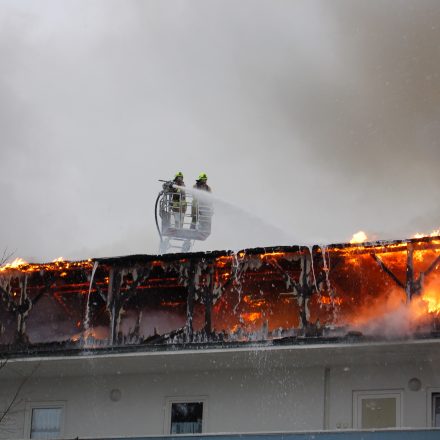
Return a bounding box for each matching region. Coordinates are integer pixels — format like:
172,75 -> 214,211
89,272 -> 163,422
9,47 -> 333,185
156,182 -> 213,254
159,237 -> 193,254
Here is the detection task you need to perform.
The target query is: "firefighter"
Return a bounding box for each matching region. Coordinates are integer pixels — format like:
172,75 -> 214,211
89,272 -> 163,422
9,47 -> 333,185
191,173 -> 212,233
171,172 -> 187,228
193,173 -> 211,193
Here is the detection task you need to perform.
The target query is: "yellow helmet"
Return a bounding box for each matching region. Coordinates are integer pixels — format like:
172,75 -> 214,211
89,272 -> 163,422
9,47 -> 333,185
198,172 -> 208,180
175,172 -> 184,179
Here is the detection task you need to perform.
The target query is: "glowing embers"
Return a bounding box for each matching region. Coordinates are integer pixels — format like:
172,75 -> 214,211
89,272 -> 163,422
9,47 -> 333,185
240,311 -> 262,323
1,239 -> 440,352
258,252 -> 286,260
0,257 -> 28,271
215,255 -> 233,268
325,241 -> 440,335
211,251 -> 306,340
0,258 -> 94,273
319,295 -> 343,306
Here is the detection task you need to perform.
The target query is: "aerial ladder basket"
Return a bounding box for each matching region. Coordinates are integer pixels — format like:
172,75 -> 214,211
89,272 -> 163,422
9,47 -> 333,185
155,180 -> 213,253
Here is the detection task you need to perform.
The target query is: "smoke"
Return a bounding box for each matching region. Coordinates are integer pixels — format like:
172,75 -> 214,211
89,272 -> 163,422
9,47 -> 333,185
349,277 -> 440,338
119,309 -> 186,339
177,186 -> 300,252
0,1 -> 439,261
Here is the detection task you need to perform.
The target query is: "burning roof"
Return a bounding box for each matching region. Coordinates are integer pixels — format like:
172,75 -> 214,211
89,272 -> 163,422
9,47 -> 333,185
0,236 -> 439,357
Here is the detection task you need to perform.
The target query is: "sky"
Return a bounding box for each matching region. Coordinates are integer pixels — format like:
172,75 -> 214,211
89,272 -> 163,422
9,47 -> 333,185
0,0 -> 439,262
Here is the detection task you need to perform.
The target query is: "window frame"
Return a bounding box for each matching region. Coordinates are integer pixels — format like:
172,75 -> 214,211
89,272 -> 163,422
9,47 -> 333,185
24,401 -> 66,439
164,396 -> 208,435
353,390 -> 403,429
427,388 -> 440,427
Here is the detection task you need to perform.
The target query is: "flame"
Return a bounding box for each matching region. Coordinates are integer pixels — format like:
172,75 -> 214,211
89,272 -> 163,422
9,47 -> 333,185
242,295 -> 266,306
0,258 -> 93,274
160,301 -> 184,307
229,312 -> 263,333
230,324 -> 240,333
349,288 -> 406,327
259,252 -> 285,260
0,257 -> 28,272
320,296 -> 343,306
71,326 -> 108,342
421,288 -> 440,315
411,278 -> 440,318
350,231 -> 368,244
413,228 -> 440,239
216,256 -> 232,267
241,312 -> 261,323
1,237 -> 439,343
347,274 -> 440,333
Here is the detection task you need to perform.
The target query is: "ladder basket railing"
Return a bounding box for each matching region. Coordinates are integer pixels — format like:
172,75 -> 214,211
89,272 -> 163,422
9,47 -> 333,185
159,190 -> 213,241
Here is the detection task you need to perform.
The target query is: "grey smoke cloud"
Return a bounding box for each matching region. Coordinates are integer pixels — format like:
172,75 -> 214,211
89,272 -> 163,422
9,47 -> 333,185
0,0 -> 439,261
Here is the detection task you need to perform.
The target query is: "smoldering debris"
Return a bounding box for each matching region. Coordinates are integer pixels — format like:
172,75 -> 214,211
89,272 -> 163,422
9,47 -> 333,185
0,236 -> 439,355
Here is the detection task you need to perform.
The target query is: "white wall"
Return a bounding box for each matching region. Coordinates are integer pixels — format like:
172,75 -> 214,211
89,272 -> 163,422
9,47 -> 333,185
327,360 -> 440,430
0,365 -> 325,438
1,345 -> 440,439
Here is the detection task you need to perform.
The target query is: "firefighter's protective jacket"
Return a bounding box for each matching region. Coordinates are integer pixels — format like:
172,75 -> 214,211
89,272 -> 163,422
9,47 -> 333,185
171,180 -> 187,214
191,181 -> 212,220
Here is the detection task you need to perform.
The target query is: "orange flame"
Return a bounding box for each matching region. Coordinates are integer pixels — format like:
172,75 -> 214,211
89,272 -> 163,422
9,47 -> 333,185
411,278 -> 440,319
423,290 -> 440,314
348,275 -> 440,331
259,252 -> 285,260
413,228 -> 440,239
0,257 -> 28,272
320,296 -> 343,306
350,231 -> 368,244
0,258 -> 93,274
241,312 -> 261,323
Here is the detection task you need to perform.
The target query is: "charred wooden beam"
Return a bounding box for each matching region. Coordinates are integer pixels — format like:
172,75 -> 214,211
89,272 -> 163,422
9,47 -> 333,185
17,276 -> 56,345
204,262 -> 214,338
409,253 -> 440,298
371,244 -> 439,302
425,254 -> 440,277
120,266 -> 152,300
105,265 -> 153,345
370,253 -> 405,290
296,252 -> 322,330
406,243 -> 415,302
185,259 -> 198,342
16,275 -> 31,343
1,236 -> 440,352
107,267 -> 122,345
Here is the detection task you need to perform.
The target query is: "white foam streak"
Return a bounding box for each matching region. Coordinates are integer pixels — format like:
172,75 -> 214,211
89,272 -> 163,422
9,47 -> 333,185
174,185 -> 301,251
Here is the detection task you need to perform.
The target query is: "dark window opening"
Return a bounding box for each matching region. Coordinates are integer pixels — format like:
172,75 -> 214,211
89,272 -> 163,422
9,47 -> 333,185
170,402 -> 203,434
433,393 -> 440,427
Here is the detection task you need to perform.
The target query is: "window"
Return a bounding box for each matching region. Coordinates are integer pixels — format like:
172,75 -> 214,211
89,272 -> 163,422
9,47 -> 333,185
26,403 -> 65,439
432,393 -> 440,427
165,397 -> 207,434
171,402 -> 203,434
353,391 -> 402,429
31,408 -> 62,439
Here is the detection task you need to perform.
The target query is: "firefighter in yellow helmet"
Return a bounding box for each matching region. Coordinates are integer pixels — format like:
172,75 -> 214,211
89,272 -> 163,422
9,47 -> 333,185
193,173 -> 211,193
171,172 -> 187,228
191,173 -> 212,233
